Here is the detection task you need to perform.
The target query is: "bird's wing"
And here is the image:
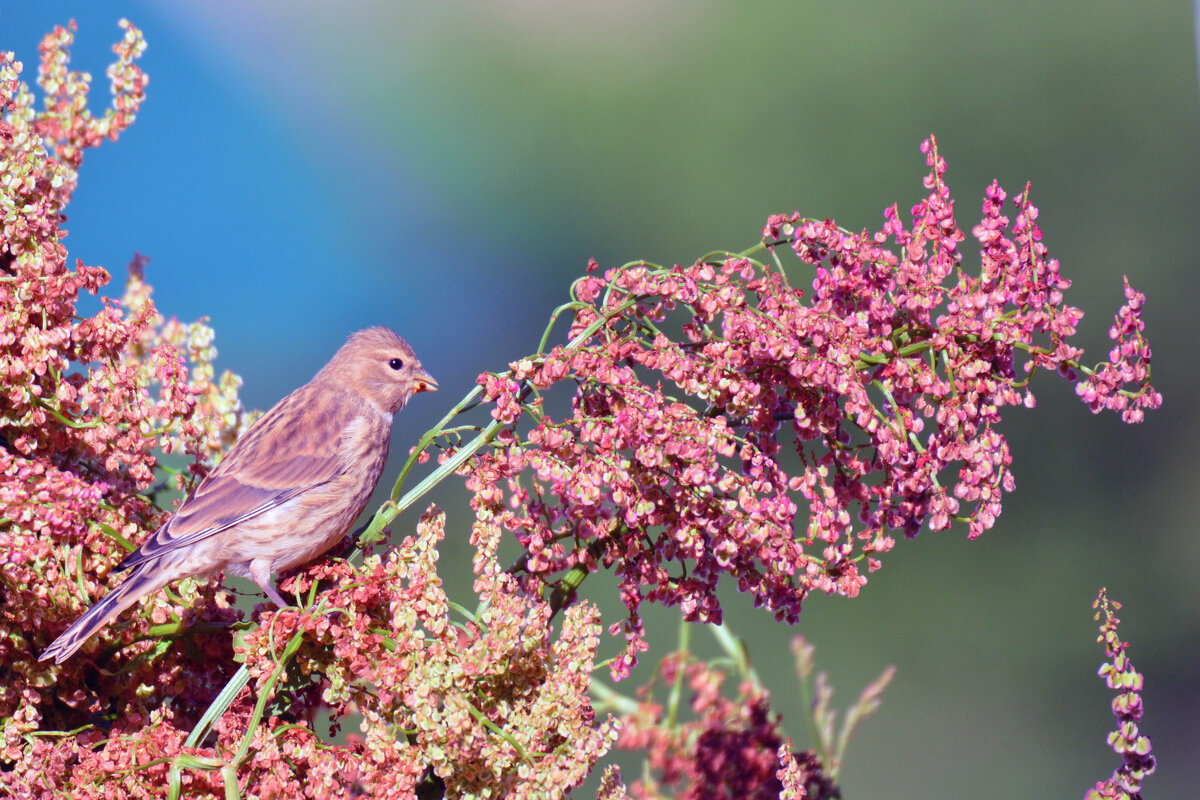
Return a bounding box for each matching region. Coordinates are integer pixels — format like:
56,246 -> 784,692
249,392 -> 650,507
119,387 -> 359,570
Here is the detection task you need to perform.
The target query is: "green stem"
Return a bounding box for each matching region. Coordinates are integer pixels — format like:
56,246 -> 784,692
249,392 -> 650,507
588,680 -> 639,715
665,618 -> 690,730
465,701 -> 532,762
168,665 -> 251,800
538,300 -> 588,354
31,395 -> 101,429
168,595 -> 325,798
709,623 -> 762,691
391,387 -> 485,503
229,628 -> 306,767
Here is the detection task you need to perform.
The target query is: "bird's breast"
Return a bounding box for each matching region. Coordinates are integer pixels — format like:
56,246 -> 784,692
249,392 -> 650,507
225,412 -> 394,574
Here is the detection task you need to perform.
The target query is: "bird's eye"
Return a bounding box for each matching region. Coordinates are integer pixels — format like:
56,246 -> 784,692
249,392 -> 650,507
388,357 -> 405,371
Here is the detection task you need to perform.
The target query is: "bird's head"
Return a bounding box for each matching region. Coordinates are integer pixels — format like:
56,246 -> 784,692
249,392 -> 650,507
324,326 -> 437,414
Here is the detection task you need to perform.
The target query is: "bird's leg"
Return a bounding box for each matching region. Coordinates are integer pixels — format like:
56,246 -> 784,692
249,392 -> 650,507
248,558 -> 292,609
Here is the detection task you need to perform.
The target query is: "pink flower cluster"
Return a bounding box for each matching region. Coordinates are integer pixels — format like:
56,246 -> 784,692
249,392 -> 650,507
469,136 -> 1160,677
1076,278 -> 1160,423
28,20 -> 147,173
1086,590 -> 1155,800
610,648 -> 836,800
1,21 -> 251,786
8,510 -> 620,799
79,508 -> 617,799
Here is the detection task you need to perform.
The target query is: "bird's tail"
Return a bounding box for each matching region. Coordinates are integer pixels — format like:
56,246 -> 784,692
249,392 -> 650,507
39,564 -> 172,664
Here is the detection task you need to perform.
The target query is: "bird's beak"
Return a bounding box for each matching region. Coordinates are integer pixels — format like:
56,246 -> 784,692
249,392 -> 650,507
413,368 -> 438,393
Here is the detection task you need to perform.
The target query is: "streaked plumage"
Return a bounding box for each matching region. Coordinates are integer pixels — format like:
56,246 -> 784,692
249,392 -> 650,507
40,326 -> 436,664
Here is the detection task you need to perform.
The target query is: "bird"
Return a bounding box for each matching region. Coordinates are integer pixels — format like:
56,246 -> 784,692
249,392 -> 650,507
40,326 -> 436,664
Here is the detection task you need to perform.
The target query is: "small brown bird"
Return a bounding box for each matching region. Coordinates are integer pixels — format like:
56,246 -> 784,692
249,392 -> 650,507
40,326 -> 436,664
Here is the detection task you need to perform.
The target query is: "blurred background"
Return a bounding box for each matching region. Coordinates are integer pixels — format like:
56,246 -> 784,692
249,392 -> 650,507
4,1 -> 1197,796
